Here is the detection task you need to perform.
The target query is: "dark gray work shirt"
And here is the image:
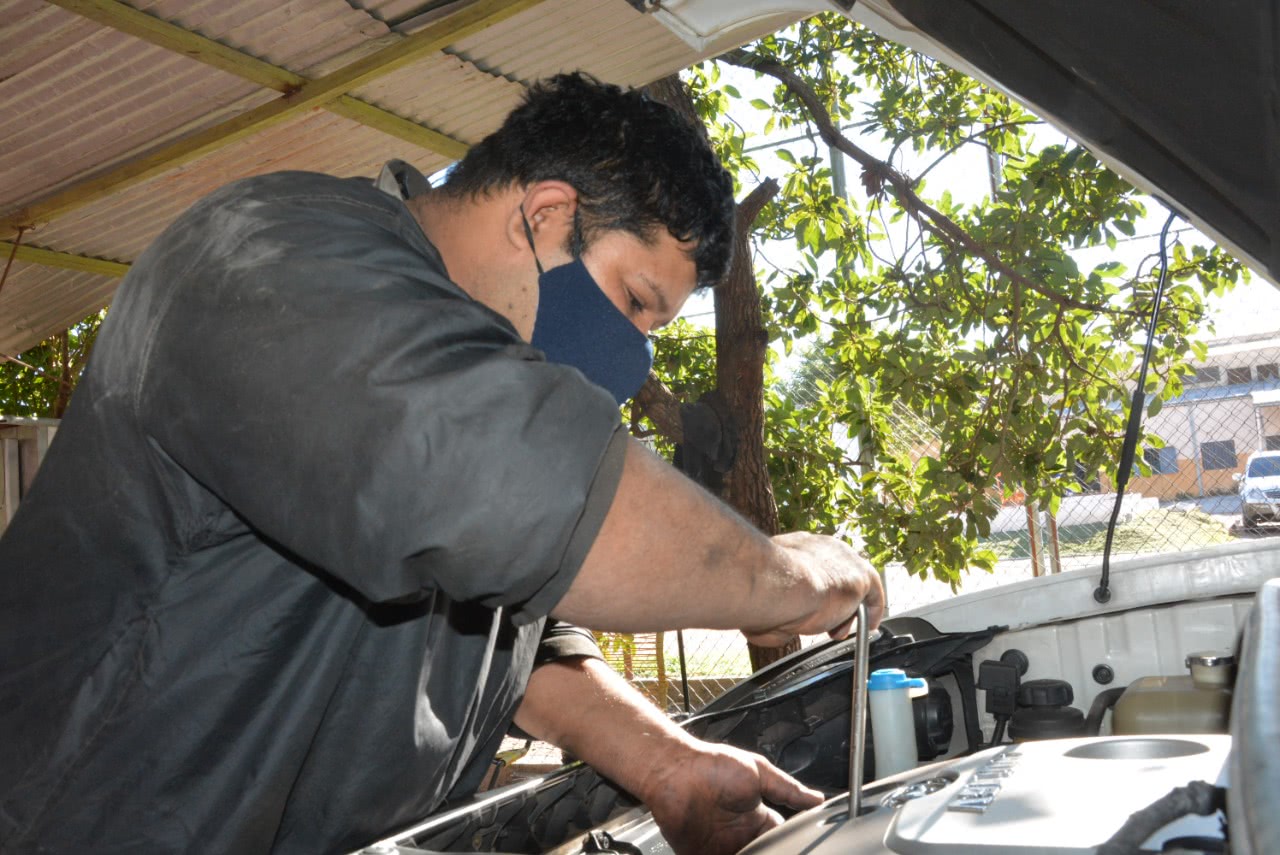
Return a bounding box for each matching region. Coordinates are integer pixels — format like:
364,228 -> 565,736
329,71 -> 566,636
0,168 -> 625,854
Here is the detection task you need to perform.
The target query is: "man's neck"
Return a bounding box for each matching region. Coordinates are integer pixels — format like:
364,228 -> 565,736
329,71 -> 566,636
405,189 -> 537,339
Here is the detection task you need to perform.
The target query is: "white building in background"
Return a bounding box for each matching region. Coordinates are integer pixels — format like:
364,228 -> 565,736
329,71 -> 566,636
1129,333 -> 1280,500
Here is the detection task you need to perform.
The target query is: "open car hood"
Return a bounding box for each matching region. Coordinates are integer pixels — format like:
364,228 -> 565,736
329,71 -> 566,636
651,0 -> 1280,286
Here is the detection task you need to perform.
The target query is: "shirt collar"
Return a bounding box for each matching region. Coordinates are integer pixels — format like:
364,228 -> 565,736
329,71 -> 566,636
375,159 -> 432,201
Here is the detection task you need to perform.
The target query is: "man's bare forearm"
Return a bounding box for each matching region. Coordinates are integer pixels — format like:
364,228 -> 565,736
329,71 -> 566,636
552,437 -> 882,638
513,656 -> 693,799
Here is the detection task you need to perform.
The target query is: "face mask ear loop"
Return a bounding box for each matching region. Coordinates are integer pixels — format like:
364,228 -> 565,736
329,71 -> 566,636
570,208 -> 585,259
520,210 -> 544,275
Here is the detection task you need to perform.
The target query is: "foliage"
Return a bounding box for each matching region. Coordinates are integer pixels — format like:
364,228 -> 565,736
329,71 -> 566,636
666,15 -> 1244,585
639,316 -> 718,449
0,310 -> 105,418
592,630 -> 638,663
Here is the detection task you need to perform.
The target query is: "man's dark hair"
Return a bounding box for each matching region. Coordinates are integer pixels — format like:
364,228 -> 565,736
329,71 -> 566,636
441,72 -> 735,289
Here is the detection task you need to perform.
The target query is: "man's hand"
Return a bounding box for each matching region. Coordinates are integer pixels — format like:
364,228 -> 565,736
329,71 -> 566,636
743,532 -> 884,648
639,741 -> 823,855
515,657 -> 822,855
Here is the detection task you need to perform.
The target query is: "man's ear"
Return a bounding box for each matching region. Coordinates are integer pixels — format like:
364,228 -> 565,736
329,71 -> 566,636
506,180 -> 578,259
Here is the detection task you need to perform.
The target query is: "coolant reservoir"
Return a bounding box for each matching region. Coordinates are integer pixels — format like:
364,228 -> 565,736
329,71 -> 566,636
868,668 -> 928,778
1112,652 -> 1234,735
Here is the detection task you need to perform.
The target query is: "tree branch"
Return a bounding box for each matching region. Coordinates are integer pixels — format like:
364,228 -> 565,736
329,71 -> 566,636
633,372 -> 683,445
912,119 -> 1042,187
737,178 -> 780,229
721,49 -> 1134,318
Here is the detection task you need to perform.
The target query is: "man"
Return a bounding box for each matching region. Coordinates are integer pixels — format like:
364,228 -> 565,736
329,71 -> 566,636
0,74 -> 882,854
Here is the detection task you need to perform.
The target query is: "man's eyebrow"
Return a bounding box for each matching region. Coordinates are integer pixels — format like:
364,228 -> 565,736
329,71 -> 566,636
637,273 -> 671,316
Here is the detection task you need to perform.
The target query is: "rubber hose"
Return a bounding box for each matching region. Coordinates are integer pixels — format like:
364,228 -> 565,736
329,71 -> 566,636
1085,687 -> 1127,736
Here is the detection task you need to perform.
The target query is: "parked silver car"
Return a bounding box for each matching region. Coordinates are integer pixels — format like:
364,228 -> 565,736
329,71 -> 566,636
1236,450 -> 1280,528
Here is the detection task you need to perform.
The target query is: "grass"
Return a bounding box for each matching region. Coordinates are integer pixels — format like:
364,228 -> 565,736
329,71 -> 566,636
982,509 -> 1233,560
663,647 -> 754,679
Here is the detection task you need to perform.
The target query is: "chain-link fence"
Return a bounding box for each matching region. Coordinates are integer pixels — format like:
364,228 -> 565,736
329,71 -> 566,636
594,630 -> 754,714
990,334 -> 1279,553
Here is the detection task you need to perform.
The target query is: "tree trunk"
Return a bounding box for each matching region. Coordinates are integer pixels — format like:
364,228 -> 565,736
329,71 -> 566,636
715,181 -> 778,531
642,76 -> 799,672
53,331 -> 71,418
716,180 -> 799,672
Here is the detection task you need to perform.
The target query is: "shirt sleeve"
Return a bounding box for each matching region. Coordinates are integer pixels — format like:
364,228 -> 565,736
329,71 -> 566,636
131,174 -> 625,623
535,620 -> 605,666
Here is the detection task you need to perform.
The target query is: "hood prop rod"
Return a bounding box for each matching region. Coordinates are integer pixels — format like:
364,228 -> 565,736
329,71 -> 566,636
848,602 -> 870,821
1095,209 -> 1178,604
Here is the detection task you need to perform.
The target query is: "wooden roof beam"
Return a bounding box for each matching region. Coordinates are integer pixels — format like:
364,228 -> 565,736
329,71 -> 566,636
2,0 -> 543,233
46,0 -> 469,160
0,242 -> 129,278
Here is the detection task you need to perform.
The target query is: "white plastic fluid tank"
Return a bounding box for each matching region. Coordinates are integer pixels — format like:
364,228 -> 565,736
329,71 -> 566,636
868,668 -> 928,778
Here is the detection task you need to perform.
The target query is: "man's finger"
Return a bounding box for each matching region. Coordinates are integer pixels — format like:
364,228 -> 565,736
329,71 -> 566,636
827,613 -> 855,640
754,757 -> 824,811
864,570 -> 886,629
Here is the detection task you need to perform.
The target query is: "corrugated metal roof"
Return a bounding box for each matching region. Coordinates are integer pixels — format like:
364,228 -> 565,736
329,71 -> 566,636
35,109 -> 456,261
0,262 -> 115,354
1,2 -> 267,207
446,0 -> 695,86
348,51 -> 527,144
130,0 -> 394,73
360,0 -> 454,24
0,0 -> 806,356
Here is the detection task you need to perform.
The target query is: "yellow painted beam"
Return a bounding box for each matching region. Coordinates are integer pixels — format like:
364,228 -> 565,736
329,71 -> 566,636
0,242 -> 129,277
2,0 -> 542,232
46,0 -> 469,159
326,98 -> 469,160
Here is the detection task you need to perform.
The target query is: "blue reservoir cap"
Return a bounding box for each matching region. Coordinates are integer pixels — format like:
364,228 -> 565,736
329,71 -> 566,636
868,668 -> 927,691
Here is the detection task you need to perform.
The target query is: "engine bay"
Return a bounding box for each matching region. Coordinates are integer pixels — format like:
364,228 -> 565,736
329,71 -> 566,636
357,576 -> 1278,855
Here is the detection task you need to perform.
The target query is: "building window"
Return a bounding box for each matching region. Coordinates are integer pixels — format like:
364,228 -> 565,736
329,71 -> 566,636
1142,447 -> 1179,475
1266,435 -> 1280,451
1227,366 -> 1252,385
1201,439 -> 1237,471
1258,363 -> 1279,381
1189,366 -> 1221,386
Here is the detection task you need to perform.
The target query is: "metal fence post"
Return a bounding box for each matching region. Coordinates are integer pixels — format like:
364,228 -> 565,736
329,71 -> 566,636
1046,509 -> 1063,574
1187,404 -> 1206,497
1025,500 -> 1048,577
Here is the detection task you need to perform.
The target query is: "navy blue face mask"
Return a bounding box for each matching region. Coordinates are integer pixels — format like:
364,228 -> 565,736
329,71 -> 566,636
523,215 -> 654,405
